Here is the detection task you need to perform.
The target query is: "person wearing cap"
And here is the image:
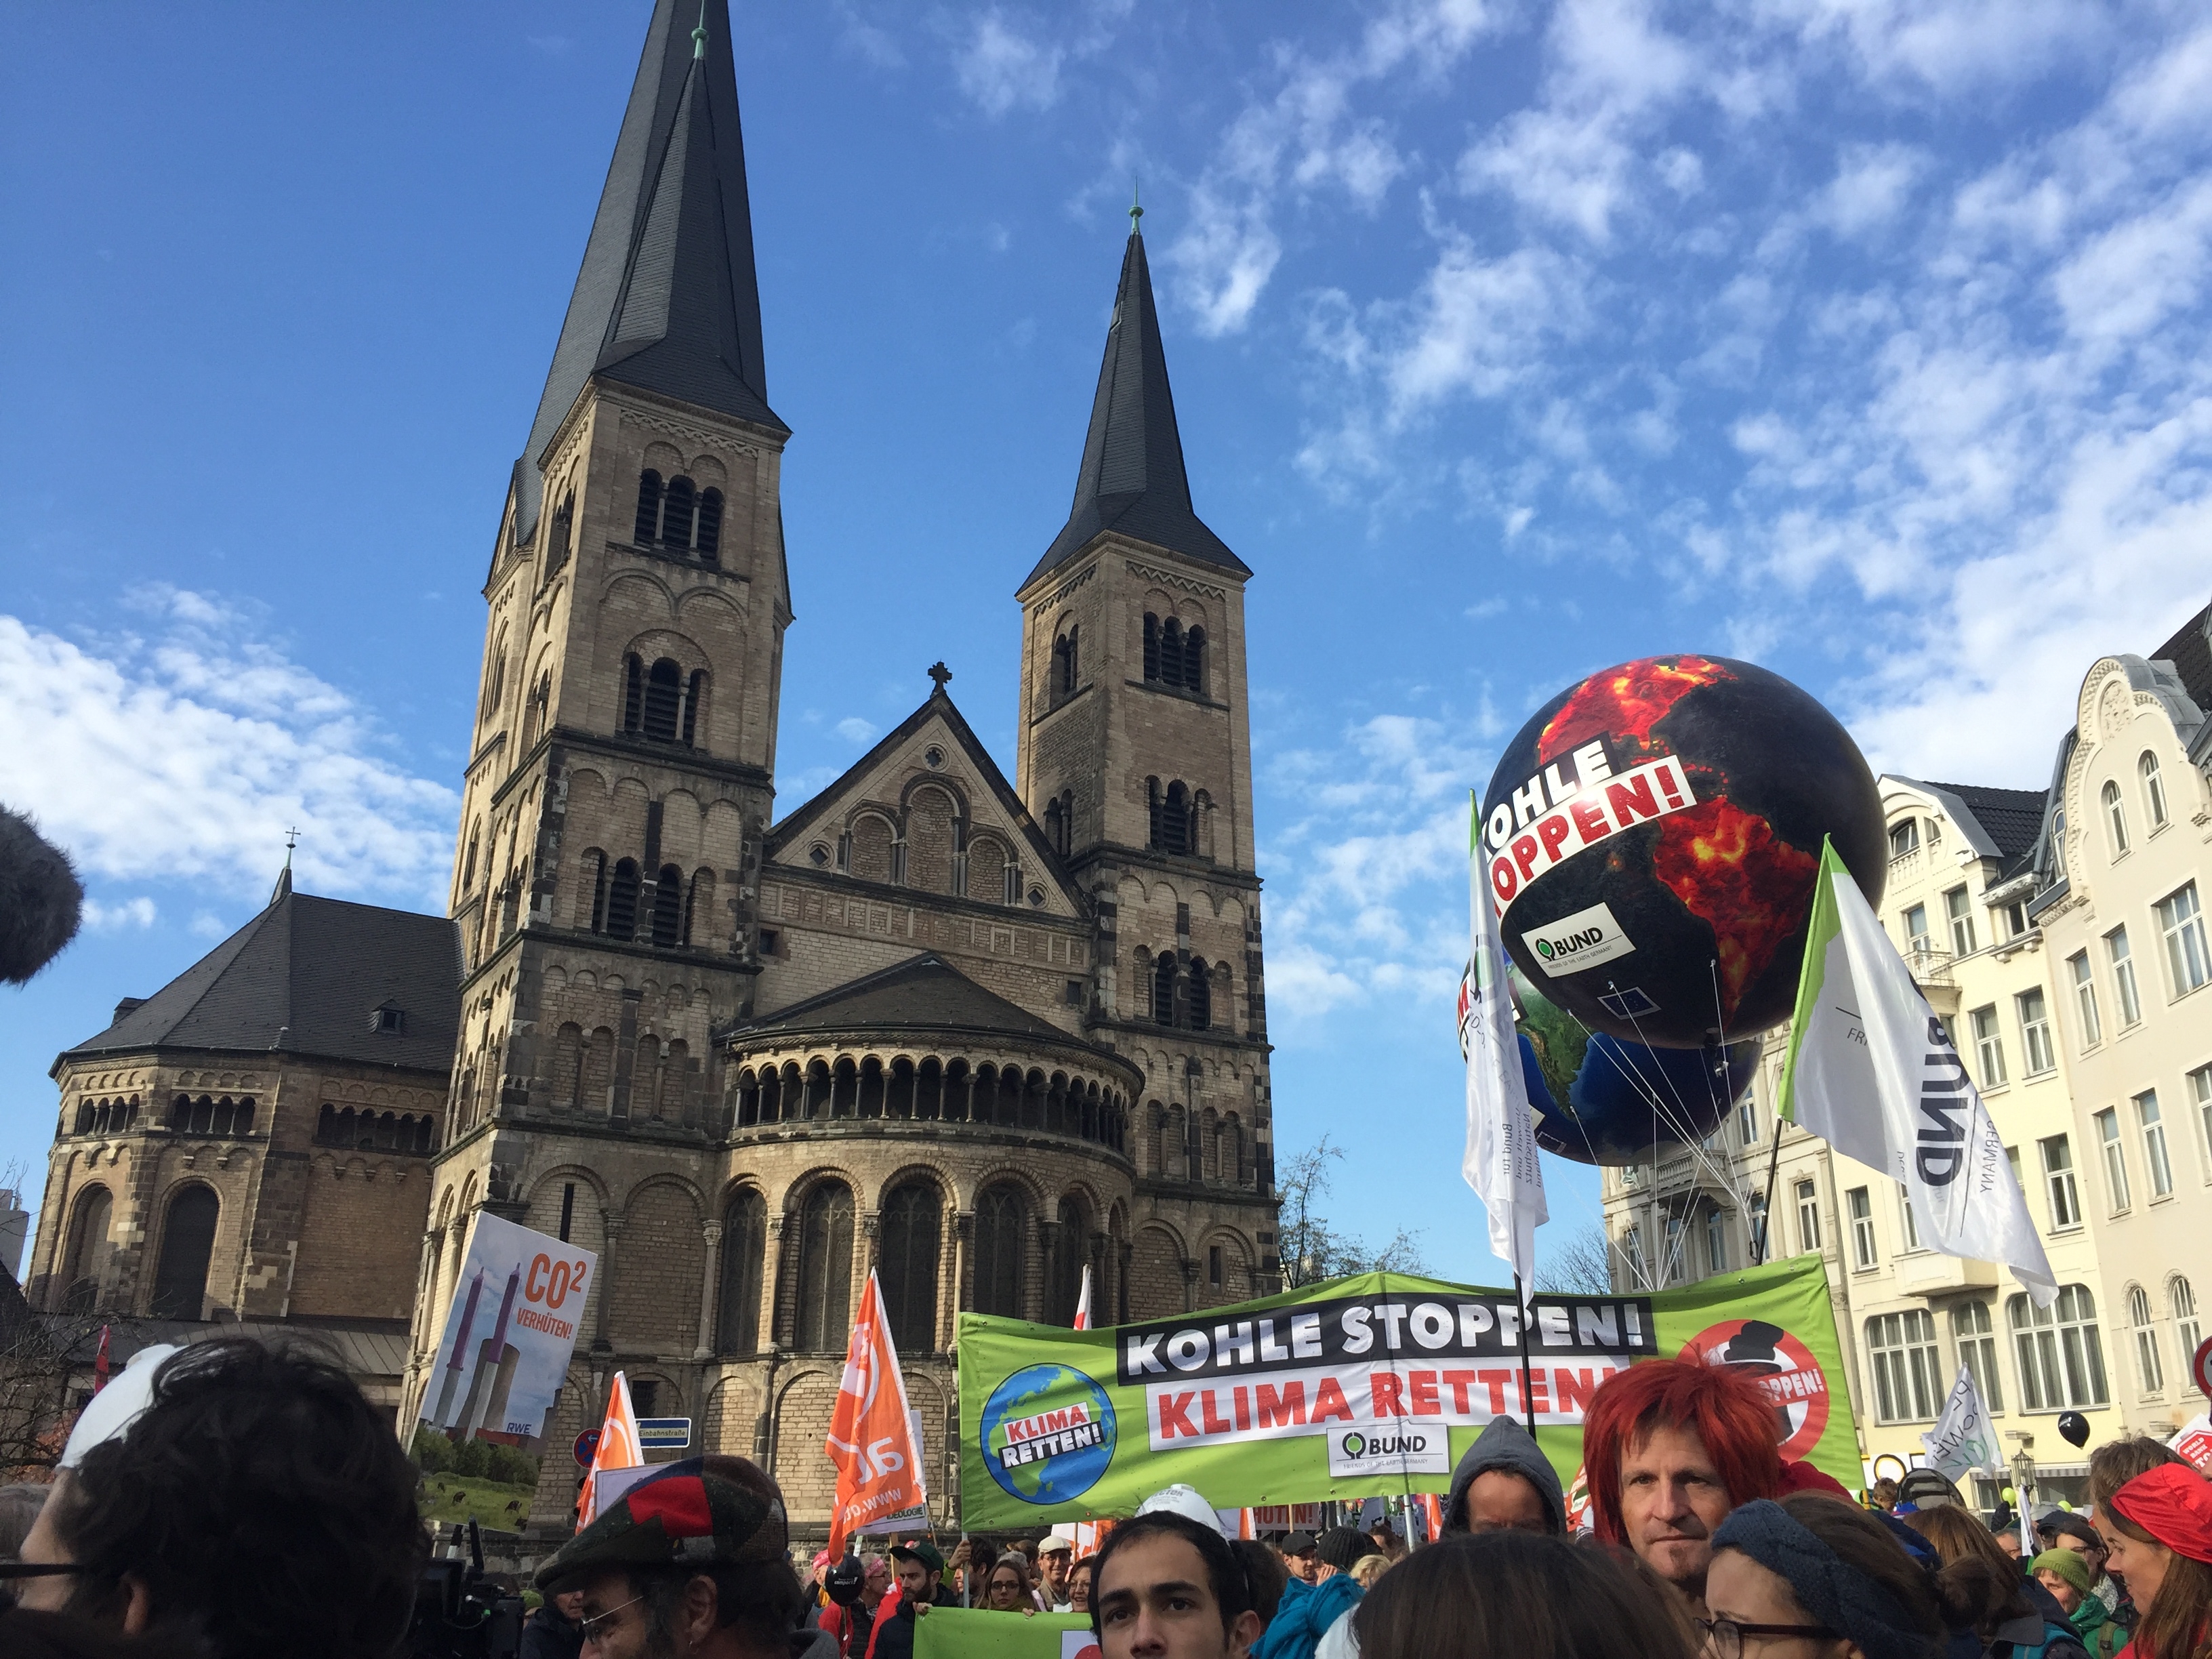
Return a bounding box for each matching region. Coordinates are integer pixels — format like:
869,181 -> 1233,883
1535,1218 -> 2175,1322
1039,1527 -> 1078,1609
520,1588 -> 590,1659
1443,1415 -> 1567,1536
869,1540 -> 954,1659
2096,1463 -> 2212,1659
2032,1546 -> 2126,1659
1896,1467 -> 1969,1513
1279,1532 -> 1319,1585
1705,1490 -> 1948,1659
533,1452 -> 832,1659
2041,1513 -> 2121,1616
1254,1529 -> 1372,1659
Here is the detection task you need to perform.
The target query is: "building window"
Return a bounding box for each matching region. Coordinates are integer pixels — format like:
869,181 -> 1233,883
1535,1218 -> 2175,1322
2040,1135 -> 2081,1230
1898,1190 -> 1921,1251
1152,954 -> 1176,1026
605,859 -> 641,941
60,1187 -> 113,1313
1052,626 -> 1079,699
1970,1005 -> 2006,1088
2156,882 -> 2209,996
2141,750 -> 2168,829
1748,1192 -> 1768,1262
2016,988 -> 2055,1077
634,470 -> 662,543
716,1189 -> 766,1355
2107,927 -> 2142,1027
148,1186 -> 220,1321
972,1184 -> 1029,1319
1048,1198 -> 1089,1324
695,489 -> 722,560
2137,1090 -> 2174,1199
2192,1065 -> 2212,1172
2130,1285 -> 2165,1395
650,863 -> 684,949
2068,951 -> 2101,1048
1867,1309 -> 1943,1422
1952,1300 -> 2004,1412
1188,959 -> 1212,1032
1848,1187 -> 1876,1268
1889,819 -> 1920,858
792,1182 -> 855,1351
2001,900 -> 2028,939
877,1180 -> 943,1353
2009,1285 -> 2109,1410
2102,779 -> 2130,856
660,475 -> 695,548
1620,1225 -> 1645,1288
1796,1181 -> 1821,1253
1904,903 -> 1931,955
1148,777 -> 1192,856
1946,886 -> 1976,957
2097,1107 -> 2131,1210
1704,1206 -> 1728,1275
2174,1276 -> 2201,1369
641,658 -> 683,742
1738,1097 -> 1759,1146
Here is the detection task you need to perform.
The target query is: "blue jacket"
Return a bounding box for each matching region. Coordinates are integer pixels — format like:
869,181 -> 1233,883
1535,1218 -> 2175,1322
1256,1574 -> 1364,1659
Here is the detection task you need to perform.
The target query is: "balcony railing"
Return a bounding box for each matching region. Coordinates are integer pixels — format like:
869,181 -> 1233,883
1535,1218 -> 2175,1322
1902,945 -> 1954,987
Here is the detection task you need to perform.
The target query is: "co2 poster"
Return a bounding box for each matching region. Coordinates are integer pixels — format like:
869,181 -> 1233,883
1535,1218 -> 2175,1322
420,1212 -> 598,1448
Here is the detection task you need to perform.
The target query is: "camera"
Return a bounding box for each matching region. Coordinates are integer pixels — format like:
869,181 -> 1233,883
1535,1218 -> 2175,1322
409,1521 -> 525,1659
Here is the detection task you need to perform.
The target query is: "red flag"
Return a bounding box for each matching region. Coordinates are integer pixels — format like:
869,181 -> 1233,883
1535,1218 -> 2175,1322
93,1326 -> 110,1393
1072,1264 -> 1093,1331
824,1271 -> 926,1560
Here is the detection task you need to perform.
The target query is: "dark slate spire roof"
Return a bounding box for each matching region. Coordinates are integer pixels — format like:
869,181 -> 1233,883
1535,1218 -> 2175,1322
1023,230 -> 1247,588
512,0 -> 780,540
55,887 -> 460,1074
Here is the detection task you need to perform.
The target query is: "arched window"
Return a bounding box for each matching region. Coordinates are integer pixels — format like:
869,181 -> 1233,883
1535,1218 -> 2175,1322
1053,628 -> 1078,697
1189,959 -> 1211,1032
482,626 -> 510,718
521,674 -> 550,752
972,1185 -> 1029,1319
2130,1284 -> 2165,1393
651,863 -> 684,947
695,489 -> 723,562
1143,613 -> 1161,682
1048,1196 -> 1086,1326
2173,1275 -> 2201,1366
1044,798 -> 1064,857
150,1186 -> 220,1320
968,838 -> 1006,905
2141,752 -> 2168,829
581,1025 -> 614,1113
643,658 -> 682,741
584,849 -> 609,933
682,670 -> 707,747
462,823 -> 480,892
548,490 -> 575,575
878,1181 -> 943,1353
793,1182 -> 855,1351
623,654 -> 644,733
60,1187 -> 112,1313
1183,626 -> 1206,695
552,1024 -> 583,1106
2103,780 -> 2129,855
1160,618 -> 1185,689
717,1188 -> 766,1354
2009,1284 -> 2108,1410
661,475 -> 696,548
682,869 -> 714,949
634,470 -> 663,544
1159,781 -> 1190,855
1153,954 -> 1177,1026
605,859 -> 641,941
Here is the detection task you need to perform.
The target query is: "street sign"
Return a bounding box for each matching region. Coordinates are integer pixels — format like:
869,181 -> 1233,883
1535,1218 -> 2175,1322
2192,1335 -> 2212,1401
573,1428 -> 600,1468
638,1416 -> 692,1450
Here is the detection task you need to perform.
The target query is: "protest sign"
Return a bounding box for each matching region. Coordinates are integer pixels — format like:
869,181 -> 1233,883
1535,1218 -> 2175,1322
914,1609 -> 1096,1659
421,1211 -> 596,1448
957,1252 -> 1851,1530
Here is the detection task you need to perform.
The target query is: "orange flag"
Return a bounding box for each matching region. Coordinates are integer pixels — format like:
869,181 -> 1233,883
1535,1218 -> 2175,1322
577,1370 -> 642,1530
825,1270 -> 926,1560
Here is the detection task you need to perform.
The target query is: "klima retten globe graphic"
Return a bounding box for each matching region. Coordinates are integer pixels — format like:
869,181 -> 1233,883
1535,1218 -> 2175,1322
981,1363 -> 1116,1508
1511,967 -> 1760,1165
1479,655 -> 1884,1048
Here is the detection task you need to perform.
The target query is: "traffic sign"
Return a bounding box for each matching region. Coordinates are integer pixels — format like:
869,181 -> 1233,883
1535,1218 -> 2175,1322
2193,1335 -> 2212,1401
574,1428 -> 600,1468
638,1416 -> 692,1450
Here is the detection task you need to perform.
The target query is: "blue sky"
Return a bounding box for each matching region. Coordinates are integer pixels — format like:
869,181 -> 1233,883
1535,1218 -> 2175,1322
3,0 -> 2209,1286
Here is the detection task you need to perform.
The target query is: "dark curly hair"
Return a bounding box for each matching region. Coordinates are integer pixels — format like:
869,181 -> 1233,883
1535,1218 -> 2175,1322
52,1338 -> 424,1659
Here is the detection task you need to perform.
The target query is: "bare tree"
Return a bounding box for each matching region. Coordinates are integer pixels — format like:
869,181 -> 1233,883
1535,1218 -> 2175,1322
1537,1223 -> 1620,1296
0,1283 -> 100,1481
1275,1137 -> 1430,1287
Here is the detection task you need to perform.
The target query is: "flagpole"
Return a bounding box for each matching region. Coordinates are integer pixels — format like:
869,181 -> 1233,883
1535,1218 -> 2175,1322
1754,1121 -> 1784,1265
1513,1273 -> 1536,1427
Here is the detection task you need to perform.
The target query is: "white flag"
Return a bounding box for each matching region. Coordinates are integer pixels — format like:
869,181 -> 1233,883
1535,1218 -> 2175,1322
1464,794 -> 1547,1284
1921,1364 -> 2003,1483
1778,839 -> 2056,1306
1072,1263 -> 1093,1330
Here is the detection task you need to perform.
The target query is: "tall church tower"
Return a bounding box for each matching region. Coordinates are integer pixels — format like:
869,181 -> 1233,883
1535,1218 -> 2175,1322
411,0 -> 788,1421
1015,216 -> 1279,1309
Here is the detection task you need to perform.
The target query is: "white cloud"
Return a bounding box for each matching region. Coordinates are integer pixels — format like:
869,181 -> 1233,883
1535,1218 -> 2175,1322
834,716 -> 879,743
954,12 -> 1065,117
81,896 -> 157,930
1818,142 -> 1926,238
0,588 -> 455,905
1750,0 -> 2110,96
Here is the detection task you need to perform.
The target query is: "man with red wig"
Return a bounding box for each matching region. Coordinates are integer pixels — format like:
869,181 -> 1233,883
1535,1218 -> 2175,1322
1580,1358 -> 1792,1616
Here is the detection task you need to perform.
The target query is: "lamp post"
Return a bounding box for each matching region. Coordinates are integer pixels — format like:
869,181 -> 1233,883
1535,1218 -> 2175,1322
2009,1436 -> 2037,1528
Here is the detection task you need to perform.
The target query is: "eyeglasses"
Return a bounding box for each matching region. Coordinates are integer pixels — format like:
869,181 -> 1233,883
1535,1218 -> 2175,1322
1696,1616 -> 1840,1658
0,1564 -> 89,1614
579,1595 -> 646,1645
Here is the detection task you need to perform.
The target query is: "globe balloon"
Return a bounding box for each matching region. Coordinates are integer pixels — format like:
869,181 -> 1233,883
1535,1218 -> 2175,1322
1513,968 -> 1761,1166
1479,655 -> 1885,1047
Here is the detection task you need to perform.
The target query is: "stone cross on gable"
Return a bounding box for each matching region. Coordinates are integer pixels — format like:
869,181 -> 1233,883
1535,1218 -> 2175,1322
927,661 -> 951,691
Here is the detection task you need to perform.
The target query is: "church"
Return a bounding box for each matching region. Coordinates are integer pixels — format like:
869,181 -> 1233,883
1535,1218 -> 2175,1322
28,0 -> 1281,1536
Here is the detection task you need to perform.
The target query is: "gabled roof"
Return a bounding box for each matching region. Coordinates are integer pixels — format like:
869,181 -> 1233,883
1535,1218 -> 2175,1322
726,953 -> 1086,1050
1022,230 -> 1247,589
56,884 -> 460,1074
1891,777 -> 2049,865
765,683 -> 1082,912
512,0 -> 780,541
2150,598 -> 2211,718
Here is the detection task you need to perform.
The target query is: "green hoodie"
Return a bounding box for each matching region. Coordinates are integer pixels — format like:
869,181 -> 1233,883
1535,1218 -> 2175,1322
2068,1591 -> 2127,1659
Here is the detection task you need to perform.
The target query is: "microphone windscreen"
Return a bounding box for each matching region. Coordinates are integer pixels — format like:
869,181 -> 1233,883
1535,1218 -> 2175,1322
0,804 -> 84,985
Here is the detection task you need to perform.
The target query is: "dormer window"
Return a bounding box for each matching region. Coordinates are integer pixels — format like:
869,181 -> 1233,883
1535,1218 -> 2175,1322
371,1003 -> 406,1034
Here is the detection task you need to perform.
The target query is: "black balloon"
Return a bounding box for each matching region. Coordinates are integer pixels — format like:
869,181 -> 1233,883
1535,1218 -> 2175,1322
1479,654 -> 1885,1048
2058,1411 -> 2091,1449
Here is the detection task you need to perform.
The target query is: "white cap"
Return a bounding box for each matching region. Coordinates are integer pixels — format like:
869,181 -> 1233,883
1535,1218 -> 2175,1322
1135,1483 -> 1225,1536
1041,1526 -> 1078,1554
61,1343 -> 184,1469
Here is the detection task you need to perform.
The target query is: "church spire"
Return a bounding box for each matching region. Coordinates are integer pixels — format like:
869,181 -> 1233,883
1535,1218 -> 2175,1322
1024,223 -> 1246,588
511,0 -> 781,541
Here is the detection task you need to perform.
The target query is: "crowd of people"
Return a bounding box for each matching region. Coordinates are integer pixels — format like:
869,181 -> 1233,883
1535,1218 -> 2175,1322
0,1338 -> 2207,1659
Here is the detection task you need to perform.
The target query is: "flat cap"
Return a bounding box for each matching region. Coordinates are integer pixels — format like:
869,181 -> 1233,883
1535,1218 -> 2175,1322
535,1456 -> 789,1592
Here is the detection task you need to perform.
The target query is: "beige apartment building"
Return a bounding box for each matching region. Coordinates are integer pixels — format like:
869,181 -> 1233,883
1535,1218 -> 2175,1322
1600,600 -> 2211,1504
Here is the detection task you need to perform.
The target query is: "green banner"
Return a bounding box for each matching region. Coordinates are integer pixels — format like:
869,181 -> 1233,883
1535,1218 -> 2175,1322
957,1253 -> 1853,1531
914,1608 -> 1096,1659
